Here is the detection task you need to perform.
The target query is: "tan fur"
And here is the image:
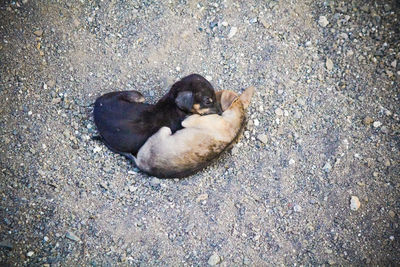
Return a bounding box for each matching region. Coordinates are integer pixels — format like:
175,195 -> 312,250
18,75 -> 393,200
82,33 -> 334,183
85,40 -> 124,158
191,103 -> 211,115
135,86 -> 255,178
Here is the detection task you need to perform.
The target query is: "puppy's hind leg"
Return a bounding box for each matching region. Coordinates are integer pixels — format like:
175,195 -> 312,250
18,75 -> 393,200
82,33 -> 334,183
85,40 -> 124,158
119,91 -> 146,103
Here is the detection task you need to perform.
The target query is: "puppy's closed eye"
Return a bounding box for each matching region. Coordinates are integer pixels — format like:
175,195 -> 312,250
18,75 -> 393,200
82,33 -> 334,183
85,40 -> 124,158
203,97 -> 213,105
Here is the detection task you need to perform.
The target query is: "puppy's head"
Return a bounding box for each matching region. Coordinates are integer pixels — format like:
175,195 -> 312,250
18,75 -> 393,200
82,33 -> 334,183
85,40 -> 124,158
173,74 -> 222,115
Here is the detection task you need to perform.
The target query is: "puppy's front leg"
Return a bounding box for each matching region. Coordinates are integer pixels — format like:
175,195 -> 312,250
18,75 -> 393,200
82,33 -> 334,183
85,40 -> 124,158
181,114 -> 201,128
182,114 -> 227,131
156,126 -> 172,137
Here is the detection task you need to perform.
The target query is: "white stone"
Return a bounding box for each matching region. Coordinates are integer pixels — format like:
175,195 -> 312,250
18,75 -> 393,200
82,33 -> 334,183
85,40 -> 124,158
257,134 -> 268,144
373,121 -> 382,128
228,27 -> 237,39
275,108 -> 283,116
318,16 -> 329,27
326,58 -> 334,70
350,196 -> 361,211
93,146 -> 102,153
208,253 -> 221,266
294,204 -> 302,212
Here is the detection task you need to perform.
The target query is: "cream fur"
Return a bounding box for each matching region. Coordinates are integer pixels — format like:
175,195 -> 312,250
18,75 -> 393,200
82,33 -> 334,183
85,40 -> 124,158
135,86 -> 255,178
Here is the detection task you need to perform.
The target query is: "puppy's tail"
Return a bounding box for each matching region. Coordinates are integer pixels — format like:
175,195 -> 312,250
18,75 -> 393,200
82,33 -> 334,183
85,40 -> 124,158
120,152 -> 138,168
92,136 -> 139,168
91,135 -> 102,141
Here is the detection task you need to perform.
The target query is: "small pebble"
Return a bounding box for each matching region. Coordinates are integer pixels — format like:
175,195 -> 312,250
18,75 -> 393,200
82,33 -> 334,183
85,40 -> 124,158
27,251 -> 34,257
388,210 -> 395,218
34,30 -> 43,37
360,5 -> 369,12
0,240 -> 13,249
93,146 -> 102,153
384,159 -> 391,167
284,110 -> 289,117
65,231 -> 81,242
150,177 -> 161,187
196,193 -> 208,202
326,58 -> 334,70
208,253 -> 221,266
373,121 -> 382,128
323,162 -> 332,172
275,108 -> 283,116
339,32 -> 348,39
227,27 -> 237,39
259,17 -> 270,29
318,16 -> 329,27
350,196 -> 361,211
363,116 -> 374,125
128,185 -> 136,192
257,134 -> 268,144
253,119 -> 259,126
293,204 -> 302,212
47,80 -> 56,87
243,257 -> 251,265
249,17 -> 257,24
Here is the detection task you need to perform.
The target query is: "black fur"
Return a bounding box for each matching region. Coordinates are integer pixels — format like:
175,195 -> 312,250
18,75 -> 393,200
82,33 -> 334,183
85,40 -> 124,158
93,74 -> 221,157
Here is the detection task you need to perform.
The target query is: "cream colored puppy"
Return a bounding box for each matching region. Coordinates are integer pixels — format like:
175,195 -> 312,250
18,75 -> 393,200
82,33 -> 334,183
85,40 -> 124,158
134,86 -> 255,178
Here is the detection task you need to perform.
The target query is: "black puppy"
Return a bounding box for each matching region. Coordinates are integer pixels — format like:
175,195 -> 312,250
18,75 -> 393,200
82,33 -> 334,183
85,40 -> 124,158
93,74 -> 222,161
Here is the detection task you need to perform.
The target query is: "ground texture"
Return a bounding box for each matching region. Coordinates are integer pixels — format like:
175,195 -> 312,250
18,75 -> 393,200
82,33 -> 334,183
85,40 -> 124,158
0,0 -> 399,266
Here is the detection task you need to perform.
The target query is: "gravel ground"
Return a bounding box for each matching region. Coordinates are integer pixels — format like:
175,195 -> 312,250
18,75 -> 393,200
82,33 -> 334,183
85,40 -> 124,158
1,0 -> 399,266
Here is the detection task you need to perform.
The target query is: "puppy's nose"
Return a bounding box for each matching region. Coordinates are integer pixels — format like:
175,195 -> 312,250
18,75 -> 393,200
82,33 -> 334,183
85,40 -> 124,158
217,104 -> 223,115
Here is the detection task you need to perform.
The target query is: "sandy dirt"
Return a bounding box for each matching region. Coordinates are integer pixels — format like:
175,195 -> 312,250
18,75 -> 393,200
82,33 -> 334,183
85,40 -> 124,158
0,0 -> 399,266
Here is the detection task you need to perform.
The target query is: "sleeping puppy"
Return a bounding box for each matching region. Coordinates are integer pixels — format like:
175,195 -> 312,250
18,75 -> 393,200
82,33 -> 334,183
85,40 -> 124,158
133,86 -> 255,178
93,74 -> 222,160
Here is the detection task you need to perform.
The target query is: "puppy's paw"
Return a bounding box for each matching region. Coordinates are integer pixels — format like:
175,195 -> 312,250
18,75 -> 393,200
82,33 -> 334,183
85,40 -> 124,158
182,114 -> 201,128
158,126 -> 172,136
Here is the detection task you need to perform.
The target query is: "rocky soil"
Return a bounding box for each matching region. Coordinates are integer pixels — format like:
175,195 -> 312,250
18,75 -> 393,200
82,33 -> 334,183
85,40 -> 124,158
0,0 -> 399,266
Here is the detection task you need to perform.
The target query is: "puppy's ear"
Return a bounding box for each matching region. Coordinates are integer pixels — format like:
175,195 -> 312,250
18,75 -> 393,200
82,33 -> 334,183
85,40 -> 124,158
215,90 -> 224,104
175,91 -> 194,112
239,86 -> 255,109
220,91 -> 238,111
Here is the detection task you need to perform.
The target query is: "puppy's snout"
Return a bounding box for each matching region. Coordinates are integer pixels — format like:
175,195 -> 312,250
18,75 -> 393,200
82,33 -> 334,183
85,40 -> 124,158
216,103 -> 223,115
206,104 -> 222,115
